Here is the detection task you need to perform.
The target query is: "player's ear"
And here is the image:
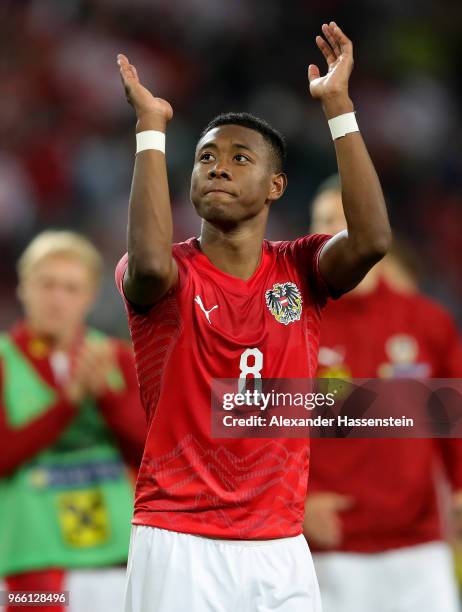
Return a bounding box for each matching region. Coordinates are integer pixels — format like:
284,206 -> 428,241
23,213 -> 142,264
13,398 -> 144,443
267,172 -> 287,203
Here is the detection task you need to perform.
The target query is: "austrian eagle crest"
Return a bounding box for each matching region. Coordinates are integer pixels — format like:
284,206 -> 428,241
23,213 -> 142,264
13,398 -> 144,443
265,282 -> 303,325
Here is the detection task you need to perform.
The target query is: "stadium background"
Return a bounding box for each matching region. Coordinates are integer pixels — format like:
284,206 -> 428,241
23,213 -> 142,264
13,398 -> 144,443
1,0 -> 461,337
1,1 -> 462,609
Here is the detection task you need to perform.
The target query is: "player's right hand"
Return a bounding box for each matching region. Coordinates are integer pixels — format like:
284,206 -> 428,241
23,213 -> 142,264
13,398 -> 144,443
303,492 -> 354,549
117,53 -> 173,124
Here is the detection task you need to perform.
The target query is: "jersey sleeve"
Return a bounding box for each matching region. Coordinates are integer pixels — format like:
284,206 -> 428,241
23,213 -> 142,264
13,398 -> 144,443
115,249 -> 191,313
285,233 -> 333,306
0,360 -> 78,477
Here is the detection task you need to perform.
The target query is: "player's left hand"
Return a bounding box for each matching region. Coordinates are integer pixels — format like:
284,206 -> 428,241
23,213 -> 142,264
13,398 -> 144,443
308,22 -> 353,102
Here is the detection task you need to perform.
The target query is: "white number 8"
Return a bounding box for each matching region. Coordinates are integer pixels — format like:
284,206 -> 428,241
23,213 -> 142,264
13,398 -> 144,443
238,348 -> 263,395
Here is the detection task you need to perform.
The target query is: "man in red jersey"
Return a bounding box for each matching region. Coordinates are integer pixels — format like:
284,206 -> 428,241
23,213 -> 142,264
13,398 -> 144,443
304,177 -> 462,612
116,22 -> 391,612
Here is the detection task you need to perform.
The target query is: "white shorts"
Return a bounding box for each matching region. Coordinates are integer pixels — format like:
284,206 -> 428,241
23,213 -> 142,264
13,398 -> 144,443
313,541 -> 460,612
124,525 -> 323,612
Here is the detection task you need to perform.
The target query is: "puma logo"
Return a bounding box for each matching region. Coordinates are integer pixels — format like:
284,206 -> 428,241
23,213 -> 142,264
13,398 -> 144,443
194,295 -> 218,325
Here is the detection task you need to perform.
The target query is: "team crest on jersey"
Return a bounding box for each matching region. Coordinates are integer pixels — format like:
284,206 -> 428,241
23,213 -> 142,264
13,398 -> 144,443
265,282 -> 303,325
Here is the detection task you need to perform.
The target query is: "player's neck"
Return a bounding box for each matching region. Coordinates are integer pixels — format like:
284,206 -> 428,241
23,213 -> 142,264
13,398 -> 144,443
198,220 -> 266,281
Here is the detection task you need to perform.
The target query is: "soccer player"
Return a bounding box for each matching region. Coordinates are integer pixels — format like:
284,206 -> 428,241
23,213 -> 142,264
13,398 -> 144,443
305,179 -> 462,612
116,23 -> 391,612
0,231 -> 146,612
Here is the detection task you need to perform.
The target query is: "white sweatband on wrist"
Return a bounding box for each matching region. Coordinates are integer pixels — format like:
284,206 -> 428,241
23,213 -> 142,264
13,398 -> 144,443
136,130 -> 166,154
328,112 -> 359,140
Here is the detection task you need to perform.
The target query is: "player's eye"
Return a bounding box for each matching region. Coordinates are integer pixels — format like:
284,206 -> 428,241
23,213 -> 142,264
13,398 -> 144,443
199,152 -> 214,162
234,154 -> 250,163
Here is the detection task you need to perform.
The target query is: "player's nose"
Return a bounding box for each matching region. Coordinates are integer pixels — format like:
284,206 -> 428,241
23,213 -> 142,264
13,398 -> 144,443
207,164 -> 231,180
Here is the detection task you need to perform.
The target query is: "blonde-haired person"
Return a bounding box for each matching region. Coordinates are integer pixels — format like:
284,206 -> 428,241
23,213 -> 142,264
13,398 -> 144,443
0,231 -> 146,612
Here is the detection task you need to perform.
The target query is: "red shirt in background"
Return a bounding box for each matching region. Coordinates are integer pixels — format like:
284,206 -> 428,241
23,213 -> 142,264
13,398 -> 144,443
309,280 -> 462,553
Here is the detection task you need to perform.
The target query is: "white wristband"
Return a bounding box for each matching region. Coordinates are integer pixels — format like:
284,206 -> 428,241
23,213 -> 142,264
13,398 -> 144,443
328,112 -> 359,140
136,130 -> 166,154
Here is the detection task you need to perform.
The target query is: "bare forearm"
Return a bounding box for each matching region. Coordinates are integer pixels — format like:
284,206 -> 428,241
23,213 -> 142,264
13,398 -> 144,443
308,23 -> 392,293
117,53 -> 176,304
128,113 -> 173,277
324,96 -> 391,258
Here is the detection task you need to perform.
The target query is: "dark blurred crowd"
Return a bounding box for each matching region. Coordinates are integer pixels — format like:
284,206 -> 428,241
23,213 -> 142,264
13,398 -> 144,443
1,0 -> 461,334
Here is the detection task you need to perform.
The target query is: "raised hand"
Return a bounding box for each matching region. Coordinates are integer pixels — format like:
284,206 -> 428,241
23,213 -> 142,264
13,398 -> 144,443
117,53 -> 173,125
308,22 -> 354,106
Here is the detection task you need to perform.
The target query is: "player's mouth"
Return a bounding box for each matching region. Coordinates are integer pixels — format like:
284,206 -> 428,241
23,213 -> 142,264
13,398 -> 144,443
204,185 -> 236,196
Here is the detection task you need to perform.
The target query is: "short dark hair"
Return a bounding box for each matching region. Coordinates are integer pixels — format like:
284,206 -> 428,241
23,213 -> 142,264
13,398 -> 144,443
199,112 -> 286,172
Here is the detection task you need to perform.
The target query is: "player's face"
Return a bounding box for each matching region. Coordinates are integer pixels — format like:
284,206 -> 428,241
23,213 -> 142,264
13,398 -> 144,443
310,190 -> 346,235
18,256 -> 96,342
190,125 -> 284,225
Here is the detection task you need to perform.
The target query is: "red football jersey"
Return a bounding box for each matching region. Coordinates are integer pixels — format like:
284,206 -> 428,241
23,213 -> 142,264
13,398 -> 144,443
309,280 -> 462,553
116,234 -> 331,539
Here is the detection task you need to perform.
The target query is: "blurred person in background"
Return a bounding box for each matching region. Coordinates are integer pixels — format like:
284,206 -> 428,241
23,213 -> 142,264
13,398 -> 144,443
0,231 -> 146,612
304,176 -> 462,612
